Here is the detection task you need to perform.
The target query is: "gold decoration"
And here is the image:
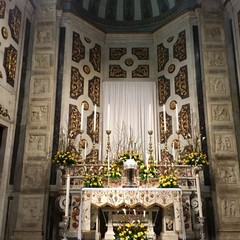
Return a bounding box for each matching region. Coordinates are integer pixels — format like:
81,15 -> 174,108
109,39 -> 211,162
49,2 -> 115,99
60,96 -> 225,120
83,65 -> 90,74
0,104 -> 10,119
157,43 -> 169,72
109,65 -> 126,78
173,30 -> 187,62
132,65 -> 149,78
9,5 -> 21,44
170,100 -> 177,110
68,104 -> 81,139
158,75 -> 170,105
125,58 -> 134,66
174,65 -> 189,99
82,101 -> 89,110
90,43 -> 101,72
132,47 -> 149,60
1,26 -> 8,39
159,112 -> 172,143
168,64 -> 175,73
179,104 -> 191,139
88,76 -> 100,107
109,48 -> 126,60
0,0 -> 6,18
72,31 -> 85,63
87,112 -> 99,143
70,66 -> 84,100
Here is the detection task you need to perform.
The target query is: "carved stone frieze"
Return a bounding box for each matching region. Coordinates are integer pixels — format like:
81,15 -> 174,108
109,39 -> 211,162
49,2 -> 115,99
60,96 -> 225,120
70,66 -> 84,100
4,44 -> 17,87
39,3 -> 56,20
109,65 -> 126,78
158,75 -> 170,105
109,48 -> 126,60
175,65 -> 189,99
220,197 -> 240,221
88,76 -> 100,107
30,104 -> 48,124
214,133 -> 234,153
206,51 -> 226,67
0,0 -> 6,18
32,76 -> 50,94
90,43 -> 101,72
68,104 -> 80,139
132,65 -> 149,78
36,28 -> 52,44
132,47 -> 149,60
204,25 -> 223,42
179,104 -> 191,139
28,134 -> 46,153
217,165 -> 238,184
211,104 -> 231,122
173,30 -> 187,62
0,104 -> 10,119
208,75 -> 228,94
34,54 -> 51,69
23,165 -> 45,187
157,43 -> 169,72
8,5 -> 21,44
72,31 -> 85,63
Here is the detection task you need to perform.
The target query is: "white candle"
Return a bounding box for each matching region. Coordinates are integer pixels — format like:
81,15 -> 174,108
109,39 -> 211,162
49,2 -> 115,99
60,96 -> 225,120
65,173 -> 70,216
175,103 -> 179,132
158,143 -> 161,163
172,142 -> 175,161
84,141 -> 87,159
149,104 -> 152,130
93,104 -> 97,131
196,173 -> 203,217
107,104 -> 110,130
163,104 -> 167,132
98,142 -> 101,162
80,103 -> 84,131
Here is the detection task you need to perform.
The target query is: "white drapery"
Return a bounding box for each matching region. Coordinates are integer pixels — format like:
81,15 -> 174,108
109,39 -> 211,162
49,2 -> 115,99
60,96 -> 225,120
102,81 -> 158,161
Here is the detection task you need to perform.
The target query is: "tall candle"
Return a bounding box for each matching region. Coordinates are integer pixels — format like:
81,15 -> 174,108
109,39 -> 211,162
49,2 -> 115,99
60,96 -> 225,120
149,104 -> 152,130
175,103 -> 179,132
65,173 -> 70,216
158,143 -> 161,163
196,173 -> 203,217
93,104 -> 97,131
84,141 -> 87,159
80,103 -> 84,131
107,104 -> 110,130
172,142 -> 175,161
163,104 -> 167,132
99,142 -> 101,162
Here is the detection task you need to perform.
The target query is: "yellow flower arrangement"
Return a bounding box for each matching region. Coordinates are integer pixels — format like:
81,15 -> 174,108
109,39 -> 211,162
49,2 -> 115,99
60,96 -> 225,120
83,167 -> 103,188
159,173 -> 178,188
105,163 -> 122,180
182,152 -> 208,166
139,164 -> 159,181
114,222 -> 148,240
52,148 -> 78,167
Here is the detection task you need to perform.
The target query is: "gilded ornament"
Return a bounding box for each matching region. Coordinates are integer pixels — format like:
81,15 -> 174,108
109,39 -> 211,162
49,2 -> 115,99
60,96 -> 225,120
125,58 -> 134,66
168,64 -> 175,73
70,67 -> 84,100
109,65 -> 126,78
88,76 -> 100,106
132,47 -> 149,60
157,43 -> 169,72
90,44 -> 101,72
83,65 -> 90,74
0,0 -> 6,18
82,101 -> 89,110
109,48 -> 126,60
158,75 -> 170,105
173,30 -> 187,62
72,31 -> 85,63
9,6 -> 21,44
1,26 -> 8,39
174,65 -> 189,99
68,104 -> 81,138
132,65 -> 149,78
170,100 -> 177,110
167,36 -> 174,42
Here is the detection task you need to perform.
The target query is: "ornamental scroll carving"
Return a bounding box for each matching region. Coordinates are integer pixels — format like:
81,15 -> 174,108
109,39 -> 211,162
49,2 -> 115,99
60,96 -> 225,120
72,32 -> 85,63
0,0 -> 6,18
159,112 -> 172,143
90,44 -> 101,72
88,76 -> 100,107
109,48 -> 126,60
179,104 -> 191,139
158,75 -> 170,105
4,44 -> 17,87
68,104 -> 80,139
132,65 -> 149,78
173,30 -> 187,62
9,5 -> 21,44
175,65 -> 189,99
132,47 -> 149,60
70,67 -> 84,100
157,43 -> 169,72
87,112 -> 99,143
109,65 -> 126,78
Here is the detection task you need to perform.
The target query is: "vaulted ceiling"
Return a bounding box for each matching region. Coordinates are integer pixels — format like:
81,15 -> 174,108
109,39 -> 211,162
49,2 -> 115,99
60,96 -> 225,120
61,0 -> 198,33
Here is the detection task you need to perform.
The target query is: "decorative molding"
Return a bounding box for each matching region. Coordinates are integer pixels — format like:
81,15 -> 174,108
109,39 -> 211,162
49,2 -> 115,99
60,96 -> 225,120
109,48 -> 126,60
173,30 -> 187,62
88,76 -> 100,107
132,65 -> 149,78
157,43 -> 169,72
132,47 -> 149,60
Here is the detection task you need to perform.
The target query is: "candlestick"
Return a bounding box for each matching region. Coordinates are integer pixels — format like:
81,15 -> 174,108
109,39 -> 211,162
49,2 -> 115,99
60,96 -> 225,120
163,104 -> 167,132
196,173 -> 203,217
107,104 -> 110,130
65,173 -> 70,217
175,103 -> 179,132
93,104 -> 96,131
80,103 -> 84,131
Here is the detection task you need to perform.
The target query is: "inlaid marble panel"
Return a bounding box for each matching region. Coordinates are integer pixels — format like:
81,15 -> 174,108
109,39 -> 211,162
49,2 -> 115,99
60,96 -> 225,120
9,5 -> 21,44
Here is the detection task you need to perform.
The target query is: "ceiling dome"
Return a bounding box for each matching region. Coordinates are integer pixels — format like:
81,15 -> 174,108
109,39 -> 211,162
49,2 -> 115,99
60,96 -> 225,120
62,0 -> 198,32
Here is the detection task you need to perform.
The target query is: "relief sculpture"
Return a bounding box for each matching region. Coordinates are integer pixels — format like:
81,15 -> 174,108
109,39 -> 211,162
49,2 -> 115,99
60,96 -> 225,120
217,166 -> 237,184
211,104 -> 230,121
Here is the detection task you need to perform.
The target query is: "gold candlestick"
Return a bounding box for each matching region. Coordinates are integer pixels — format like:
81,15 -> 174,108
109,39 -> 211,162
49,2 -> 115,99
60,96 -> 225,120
148,130 -> 154,165
91,130 -> 98,164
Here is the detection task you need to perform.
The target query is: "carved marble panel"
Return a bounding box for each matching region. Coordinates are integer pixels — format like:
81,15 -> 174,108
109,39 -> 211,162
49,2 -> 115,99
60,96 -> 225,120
214,133 -> 235,153
109,65 -> 126,78
36,27 -> 52,45
179,104 -> 191,139
4,44 -> 17,87
132,47 -> 149,60
30,104 -> 48,124
8,5 -> 21,44
132,65 -> 149,78
0,0 -> 6,18
220,197 -> 240,221
72,31 -> 85,63
173,30 -> 187,62
70,66 -> 84,100
175,65 -> 189,99
18,195 -> 44,227
22,164 -> 45,187
208,75 -> 228,94
28,134 -> 46,154
109,48 -> 126,60
158,75 -> 170,105
204,25 -> 223,42
88,76 -> 100,107
157,43 -> 169,72
211,104 -> 231,122
68,104 -> 80,139
89,43 -> 101,72
34,54 -> 51,69
206,51 -> 226,67
32,76 -> 50,94
217,165 -> 238,185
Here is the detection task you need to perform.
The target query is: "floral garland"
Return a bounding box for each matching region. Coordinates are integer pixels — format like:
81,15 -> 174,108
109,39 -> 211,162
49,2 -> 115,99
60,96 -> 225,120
182,152 -> 208,166
159,173 -> 178,188
114,222 -> 148,240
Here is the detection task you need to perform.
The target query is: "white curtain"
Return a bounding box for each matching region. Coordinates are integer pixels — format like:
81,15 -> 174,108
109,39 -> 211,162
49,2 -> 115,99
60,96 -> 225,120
102,81 -> 158,161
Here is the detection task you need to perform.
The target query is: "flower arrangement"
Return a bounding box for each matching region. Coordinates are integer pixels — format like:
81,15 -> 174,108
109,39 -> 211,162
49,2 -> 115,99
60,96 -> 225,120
83,167 -> 103,188
159,173 -> 178,188
105,163 -> 122,180
114,222 -> 148,240
117,152 -> 143,166
139,164 -> 159,181
52,148 -> 78,167
182,152 -> 208,166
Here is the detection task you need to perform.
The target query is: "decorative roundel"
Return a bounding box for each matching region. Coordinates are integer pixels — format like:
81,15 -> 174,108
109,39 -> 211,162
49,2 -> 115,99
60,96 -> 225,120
82,100 -> 89,110
125,58 -> 134,66
2,27 -> 8,39
167,36 -> 174,42
168,64 -> 175,73
170,100 -> 177,110
84,37 -> 91,43
83,65 -> 90,74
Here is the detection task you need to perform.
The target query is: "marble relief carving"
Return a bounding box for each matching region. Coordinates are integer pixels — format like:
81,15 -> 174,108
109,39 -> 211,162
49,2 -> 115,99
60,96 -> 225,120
211,104 -> 230,122
221,197 -> 240,220
33,77 -> 50,94
173,30 -> 187,62
132,47 -> 149,60
214,133 -> 234,152
209,75 -> 227,94
132,65 -> 149,78
70,66 -> 84,100
217,165 -> 237,184
206,51 -> 225,67
30,105 -> 48,123
8,5 -> 21,44
72,31 -> 85,63
35,54 -> 50,69
175,65 -> 189,99
109,65 -> 126,78
0,0 -> 6,18
36,28 -> 52,44
89,43 -> 101,72
2,26 -> 8,39
158,75 -> 170,105
88,76 -> 100,107
23,165 -> 45,187
109,48 -> 126,60
4,44 -> 17,87
68,104 -> 80,139
205,26 -> 223,42
179,104 -> 191,139
28,134 -> 46,153
0,104 -> 10,119
157,43 -> 169,72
